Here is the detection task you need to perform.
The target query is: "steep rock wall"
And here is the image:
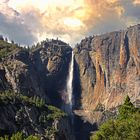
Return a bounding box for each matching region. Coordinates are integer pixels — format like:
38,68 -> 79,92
74,24 -> 140,112
0,39 -> 74,139
0,40 -> 72,106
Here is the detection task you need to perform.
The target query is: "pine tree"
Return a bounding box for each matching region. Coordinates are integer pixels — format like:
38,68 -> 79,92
118,95 -> 136,119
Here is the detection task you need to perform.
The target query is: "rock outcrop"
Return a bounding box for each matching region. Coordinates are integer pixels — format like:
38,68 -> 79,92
0,39 -> 72,106
74,24 -> 140,122
0,39 -> 73,139
0,93 -> 74,140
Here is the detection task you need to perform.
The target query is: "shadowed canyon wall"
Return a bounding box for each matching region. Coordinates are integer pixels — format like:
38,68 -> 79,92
0,39 -> 75,139
0,40 -> 72,107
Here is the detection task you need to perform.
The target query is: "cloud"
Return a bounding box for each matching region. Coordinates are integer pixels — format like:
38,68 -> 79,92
0,13 -> 38,45
0,2 -> 37,45
0,0 -> 140,46
133,0 -> 140,5
120,0 -> 140,26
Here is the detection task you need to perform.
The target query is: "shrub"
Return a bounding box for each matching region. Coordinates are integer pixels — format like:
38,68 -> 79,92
39,106 -> 66,124
0,40 -> 18,59
0,91 -> 45,107
31,96 -> 45,107
118,95 -> 137,119
47,105 -> 66,120
45,126 -> 58,139
0,132 -> 40,140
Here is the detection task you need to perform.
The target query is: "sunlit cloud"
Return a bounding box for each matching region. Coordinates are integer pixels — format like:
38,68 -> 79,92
64,18 -> 84,28
133,0 -> 140,5
0,0 -> 140,46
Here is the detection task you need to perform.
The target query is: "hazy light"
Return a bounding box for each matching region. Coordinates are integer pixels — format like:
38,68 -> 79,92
133,0 -> 140,5
64,18 -> 83,27
1,0 -> 140,45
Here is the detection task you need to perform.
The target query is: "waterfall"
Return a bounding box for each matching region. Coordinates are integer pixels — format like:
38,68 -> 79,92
62,51 -> 74,116
67,51 -> 74,113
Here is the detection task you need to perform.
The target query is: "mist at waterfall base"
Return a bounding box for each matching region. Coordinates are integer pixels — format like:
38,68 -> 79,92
61,51 -> 74,116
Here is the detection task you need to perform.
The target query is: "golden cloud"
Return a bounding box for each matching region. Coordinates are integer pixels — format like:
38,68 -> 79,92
133,0 -> 140,5
0,0 -> 140,45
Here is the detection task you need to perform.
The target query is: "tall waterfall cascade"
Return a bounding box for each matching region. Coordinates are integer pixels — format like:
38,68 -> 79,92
67,51 -> 74,112
62,51 -> 74,116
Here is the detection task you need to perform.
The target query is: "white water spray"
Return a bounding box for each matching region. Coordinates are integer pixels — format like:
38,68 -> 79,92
67,51 -> 74,111
62,51 -> 74,115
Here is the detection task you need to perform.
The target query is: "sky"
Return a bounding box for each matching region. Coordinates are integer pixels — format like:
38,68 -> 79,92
0,0 -> 140,46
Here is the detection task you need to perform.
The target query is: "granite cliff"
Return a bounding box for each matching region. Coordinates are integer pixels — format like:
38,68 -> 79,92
73,24 -> 140,124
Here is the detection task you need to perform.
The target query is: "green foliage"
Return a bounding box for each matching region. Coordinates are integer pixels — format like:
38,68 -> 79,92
0,39 -> 30,59
0,91 -> 45,107
0,132 -> 40,140
45,126 -> 58,139
29,96 -> 45,107
30,42 -> 42,52
0,91 -> 66,139
39,111 -> 48,124
91,95 -> 140,140
10,132 -> 24,140
47,105 -> 67,120
38,106 -> 66,139
39,105 -> 66,124
25,135 -> 40,140
118,95 -> 138,119
0,135 -> 9,140
0,40 -> 19,59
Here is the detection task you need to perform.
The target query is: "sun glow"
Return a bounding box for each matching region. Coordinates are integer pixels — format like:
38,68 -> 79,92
1,0 -> 140,45
63,18 -> 83,28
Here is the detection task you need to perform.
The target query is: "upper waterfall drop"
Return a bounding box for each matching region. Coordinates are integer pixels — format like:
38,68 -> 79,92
62,51 -> 74,116
66,51 -> 74,112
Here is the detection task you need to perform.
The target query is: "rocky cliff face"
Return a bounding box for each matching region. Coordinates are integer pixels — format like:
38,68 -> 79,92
0,93 -> 74,140
31,40 -> 72,106
0,39 -> 74,139
0,39 -> 72,106
74,24 -> 140,121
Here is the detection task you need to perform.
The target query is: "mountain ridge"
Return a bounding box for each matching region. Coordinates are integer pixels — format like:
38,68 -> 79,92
0,24 -> 139,139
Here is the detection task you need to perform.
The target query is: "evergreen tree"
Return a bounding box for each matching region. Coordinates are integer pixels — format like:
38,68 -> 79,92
118,95 -> 136,119
91,95 -> 140,140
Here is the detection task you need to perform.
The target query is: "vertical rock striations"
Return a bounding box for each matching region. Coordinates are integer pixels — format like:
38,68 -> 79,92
74,24 -> 140,115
